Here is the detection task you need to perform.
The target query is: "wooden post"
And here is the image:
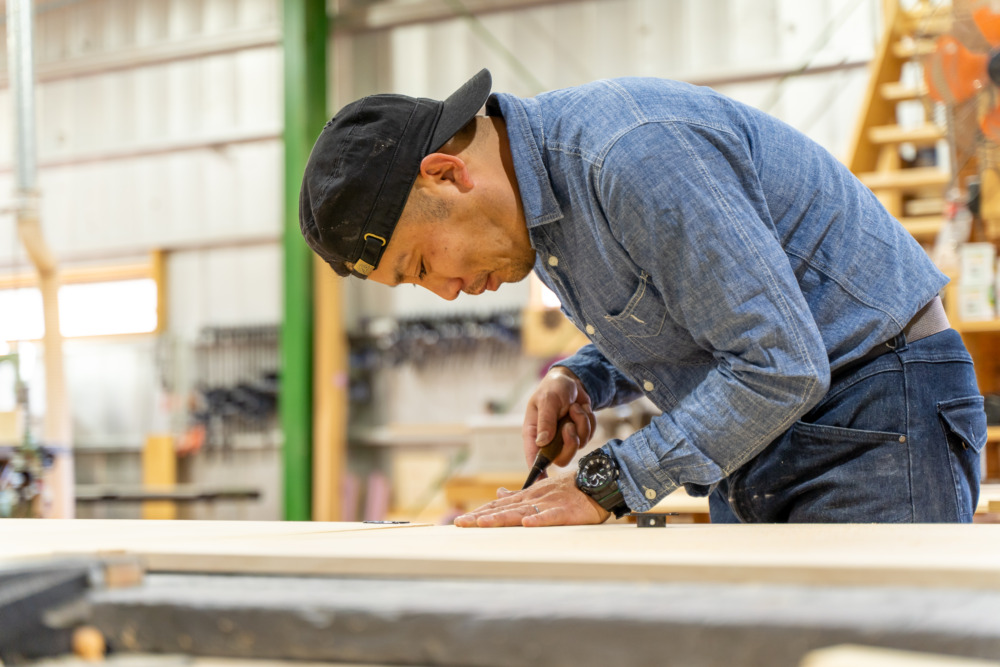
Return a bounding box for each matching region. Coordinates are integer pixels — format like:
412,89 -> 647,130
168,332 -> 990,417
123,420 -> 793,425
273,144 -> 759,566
151,249 -> 167,334
142,434 -> 176,520
847,0 -> 902,174
312,262 -> 347,521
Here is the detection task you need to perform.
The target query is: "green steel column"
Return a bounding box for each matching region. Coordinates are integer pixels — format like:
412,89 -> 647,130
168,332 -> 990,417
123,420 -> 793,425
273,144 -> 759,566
282,0 -> 327,521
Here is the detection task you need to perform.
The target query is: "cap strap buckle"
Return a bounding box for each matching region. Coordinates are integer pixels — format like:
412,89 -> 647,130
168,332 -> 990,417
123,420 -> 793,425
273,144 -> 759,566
353,233 -> 387,277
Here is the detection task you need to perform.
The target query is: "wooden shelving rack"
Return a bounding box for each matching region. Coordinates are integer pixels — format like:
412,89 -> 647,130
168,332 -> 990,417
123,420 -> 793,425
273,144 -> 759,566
847,0 -> 956,244
849,0 -> 1000,480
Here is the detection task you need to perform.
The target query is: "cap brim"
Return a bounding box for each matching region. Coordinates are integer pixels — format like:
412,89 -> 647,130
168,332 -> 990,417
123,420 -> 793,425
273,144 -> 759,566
430,68 -> 493,150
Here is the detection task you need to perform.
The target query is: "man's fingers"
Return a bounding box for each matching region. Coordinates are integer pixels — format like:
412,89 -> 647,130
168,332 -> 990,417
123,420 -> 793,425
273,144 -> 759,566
522,504 -> 565,527
534,383 -> 574,446
473,503 -> 540,528
454,486 -> 549,527
535,412 -> 556,446
553,418 -> 579,467
455,490 -> 532,527
523,369 -> 594,468
573,385 -> 597,440
572,403 -> 597,445
575,403 -> 595,443
454,471 -> 609,529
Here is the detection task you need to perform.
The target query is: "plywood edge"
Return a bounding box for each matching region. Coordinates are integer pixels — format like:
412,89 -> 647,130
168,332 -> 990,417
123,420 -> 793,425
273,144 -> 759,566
129,549 -> 1000,591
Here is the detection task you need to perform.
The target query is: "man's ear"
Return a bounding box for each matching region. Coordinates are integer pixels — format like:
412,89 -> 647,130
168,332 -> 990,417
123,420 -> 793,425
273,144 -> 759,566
419,153 -> 473,192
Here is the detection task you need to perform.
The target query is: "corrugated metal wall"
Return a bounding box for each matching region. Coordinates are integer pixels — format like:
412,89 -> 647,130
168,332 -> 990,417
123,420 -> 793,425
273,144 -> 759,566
0,0 -> 280,254
0,0 -> 882,323
0,0 -> 283,342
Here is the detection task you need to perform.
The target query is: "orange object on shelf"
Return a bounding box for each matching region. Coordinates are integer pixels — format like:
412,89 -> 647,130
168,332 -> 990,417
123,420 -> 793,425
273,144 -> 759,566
973,3 -> 1000,46
925,35 -> 988,104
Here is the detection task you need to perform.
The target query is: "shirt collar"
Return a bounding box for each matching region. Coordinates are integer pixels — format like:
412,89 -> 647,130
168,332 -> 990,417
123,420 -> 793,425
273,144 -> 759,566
487,93 -> 563,230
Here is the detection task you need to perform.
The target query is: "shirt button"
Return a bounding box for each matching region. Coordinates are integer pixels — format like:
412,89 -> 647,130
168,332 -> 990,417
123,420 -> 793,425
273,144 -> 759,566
645,488 -> 657,500
548,255 -> 559,267
585,324 -> 595,335
643,380 -> 654,392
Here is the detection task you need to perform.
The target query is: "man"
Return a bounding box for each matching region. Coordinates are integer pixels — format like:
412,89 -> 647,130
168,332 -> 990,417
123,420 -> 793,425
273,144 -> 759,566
300,68 -> 987,525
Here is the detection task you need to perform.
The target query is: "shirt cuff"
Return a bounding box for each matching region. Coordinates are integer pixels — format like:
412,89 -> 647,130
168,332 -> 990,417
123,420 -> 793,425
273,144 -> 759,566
601,436 -> 678,513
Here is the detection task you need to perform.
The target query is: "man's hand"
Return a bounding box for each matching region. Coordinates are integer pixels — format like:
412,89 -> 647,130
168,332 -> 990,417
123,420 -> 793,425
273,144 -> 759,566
453,471 -> 610,527
523,367 -> 597,470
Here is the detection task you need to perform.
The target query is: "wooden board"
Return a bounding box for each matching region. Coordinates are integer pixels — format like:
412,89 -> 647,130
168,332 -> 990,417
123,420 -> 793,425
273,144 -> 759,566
800,644 -> 1000,667
980,484 -> 1000,514
2,520 -> 1000,590
0,520 -> 430,561
652,488 -> 711,514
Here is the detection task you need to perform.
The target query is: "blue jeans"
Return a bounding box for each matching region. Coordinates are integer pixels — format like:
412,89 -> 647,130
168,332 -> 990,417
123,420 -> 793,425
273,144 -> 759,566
709,329 -> 986,523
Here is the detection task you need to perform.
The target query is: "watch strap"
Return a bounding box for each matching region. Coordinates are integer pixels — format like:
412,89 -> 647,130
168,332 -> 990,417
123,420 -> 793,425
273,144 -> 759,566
594,485 -> 630,519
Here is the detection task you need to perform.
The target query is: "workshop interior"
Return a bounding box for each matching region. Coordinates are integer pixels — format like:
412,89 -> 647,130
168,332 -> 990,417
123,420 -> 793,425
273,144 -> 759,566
2,0 -> 1000,665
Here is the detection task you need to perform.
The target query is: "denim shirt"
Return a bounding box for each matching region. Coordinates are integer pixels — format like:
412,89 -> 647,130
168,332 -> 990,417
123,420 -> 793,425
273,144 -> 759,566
488,78 -> 948,512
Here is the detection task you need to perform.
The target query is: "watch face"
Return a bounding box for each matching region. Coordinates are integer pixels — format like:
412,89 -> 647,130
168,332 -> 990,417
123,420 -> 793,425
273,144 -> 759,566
579,453 -> 615,491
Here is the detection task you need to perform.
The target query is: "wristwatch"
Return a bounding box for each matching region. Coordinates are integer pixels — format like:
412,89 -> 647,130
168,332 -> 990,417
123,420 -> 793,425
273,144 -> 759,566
575,449 -> 630,519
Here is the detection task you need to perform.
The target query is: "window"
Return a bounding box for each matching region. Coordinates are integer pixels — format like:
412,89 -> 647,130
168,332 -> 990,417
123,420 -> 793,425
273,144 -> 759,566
60,279 -> 158,336
0,256 -> 163,342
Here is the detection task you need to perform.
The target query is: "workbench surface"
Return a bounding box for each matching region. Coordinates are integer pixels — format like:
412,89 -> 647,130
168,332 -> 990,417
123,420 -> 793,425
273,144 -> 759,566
3,519 -> 999,589
5,519 -> 1000,666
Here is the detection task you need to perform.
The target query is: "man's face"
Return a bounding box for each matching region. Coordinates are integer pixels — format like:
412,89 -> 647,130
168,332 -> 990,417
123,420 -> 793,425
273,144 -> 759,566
365,202 -> 536,300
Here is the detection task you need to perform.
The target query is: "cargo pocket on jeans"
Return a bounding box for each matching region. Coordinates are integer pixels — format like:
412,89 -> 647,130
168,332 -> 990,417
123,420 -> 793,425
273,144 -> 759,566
938,396 -> 987,521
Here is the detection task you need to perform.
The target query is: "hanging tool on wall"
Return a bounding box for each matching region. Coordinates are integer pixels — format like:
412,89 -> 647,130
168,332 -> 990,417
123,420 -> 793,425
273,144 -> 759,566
347,311 -> 522,408
185,325 -> 280,457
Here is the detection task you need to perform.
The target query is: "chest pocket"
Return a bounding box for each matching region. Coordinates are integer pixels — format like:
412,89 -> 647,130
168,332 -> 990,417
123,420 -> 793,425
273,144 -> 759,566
604,271 -> 667,339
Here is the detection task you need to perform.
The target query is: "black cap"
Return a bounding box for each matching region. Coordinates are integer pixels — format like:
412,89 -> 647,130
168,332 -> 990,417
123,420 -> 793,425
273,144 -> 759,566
299,68 -> 493,279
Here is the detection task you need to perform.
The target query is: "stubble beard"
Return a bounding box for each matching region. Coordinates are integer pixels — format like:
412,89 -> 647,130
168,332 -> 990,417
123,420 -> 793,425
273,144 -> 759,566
463,253 -> 535,295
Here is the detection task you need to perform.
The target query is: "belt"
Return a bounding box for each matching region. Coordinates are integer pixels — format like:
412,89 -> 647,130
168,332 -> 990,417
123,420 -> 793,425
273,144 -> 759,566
849,295 -> 950,370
